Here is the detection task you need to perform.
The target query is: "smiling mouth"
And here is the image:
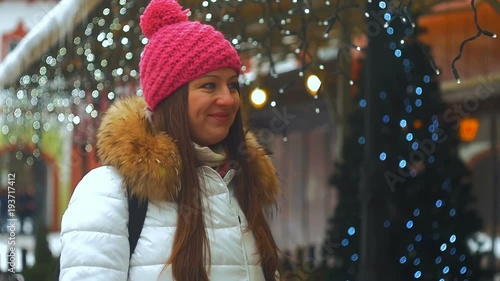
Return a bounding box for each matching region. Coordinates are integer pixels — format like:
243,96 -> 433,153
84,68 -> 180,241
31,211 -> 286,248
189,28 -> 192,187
209,113 -> 231,121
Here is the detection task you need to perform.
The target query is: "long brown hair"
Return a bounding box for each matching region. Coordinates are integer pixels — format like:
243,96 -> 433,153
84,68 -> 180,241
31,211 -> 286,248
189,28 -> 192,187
151,85 -> 280,281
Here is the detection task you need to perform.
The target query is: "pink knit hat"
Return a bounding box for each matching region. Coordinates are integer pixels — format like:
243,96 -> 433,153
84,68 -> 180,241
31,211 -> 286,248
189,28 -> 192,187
139,0 -> 241,110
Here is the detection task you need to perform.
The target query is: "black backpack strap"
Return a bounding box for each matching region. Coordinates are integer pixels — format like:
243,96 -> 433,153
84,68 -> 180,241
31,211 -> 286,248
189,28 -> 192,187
55,191 -> 148,281
127,191 -> 148,258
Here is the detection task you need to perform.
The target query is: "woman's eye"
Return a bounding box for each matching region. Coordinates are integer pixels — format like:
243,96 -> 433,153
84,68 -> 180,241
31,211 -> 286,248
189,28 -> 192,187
228,82 -> 240,91
202,83 -> 216,89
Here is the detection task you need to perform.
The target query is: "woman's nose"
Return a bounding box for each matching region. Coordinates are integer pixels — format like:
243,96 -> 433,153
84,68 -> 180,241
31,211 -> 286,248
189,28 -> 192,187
216,87 -> 236,106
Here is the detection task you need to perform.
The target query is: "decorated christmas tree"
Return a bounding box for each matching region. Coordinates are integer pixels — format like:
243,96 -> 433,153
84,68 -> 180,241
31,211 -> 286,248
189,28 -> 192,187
323,13 -> 486,281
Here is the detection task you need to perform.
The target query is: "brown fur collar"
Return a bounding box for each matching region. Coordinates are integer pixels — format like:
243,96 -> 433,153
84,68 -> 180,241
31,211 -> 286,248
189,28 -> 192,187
96,96 -> 279,205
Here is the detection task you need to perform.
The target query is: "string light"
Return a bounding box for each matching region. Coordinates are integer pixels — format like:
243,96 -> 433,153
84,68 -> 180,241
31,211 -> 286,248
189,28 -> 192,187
451,0 -> 497,83
2,0 -> 146,163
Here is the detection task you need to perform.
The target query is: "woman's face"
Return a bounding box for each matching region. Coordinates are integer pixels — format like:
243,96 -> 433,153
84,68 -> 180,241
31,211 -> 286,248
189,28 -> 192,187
188,68 -> 240,147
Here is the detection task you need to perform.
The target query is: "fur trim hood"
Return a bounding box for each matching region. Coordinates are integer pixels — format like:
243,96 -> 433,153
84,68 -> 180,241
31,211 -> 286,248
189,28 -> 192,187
96,96 -> 279,205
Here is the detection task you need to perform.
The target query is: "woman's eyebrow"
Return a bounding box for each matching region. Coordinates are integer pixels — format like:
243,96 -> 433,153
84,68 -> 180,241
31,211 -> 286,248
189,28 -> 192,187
199,74 -> 238,79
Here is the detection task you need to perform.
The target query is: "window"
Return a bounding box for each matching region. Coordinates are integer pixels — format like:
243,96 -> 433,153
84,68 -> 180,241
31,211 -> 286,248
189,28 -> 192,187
2,21 -> 27,59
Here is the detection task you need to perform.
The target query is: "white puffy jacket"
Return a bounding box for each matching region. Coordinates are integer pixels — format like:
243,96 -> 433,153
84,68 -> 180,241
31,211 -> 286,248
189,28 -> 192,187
59,97 -> 280,281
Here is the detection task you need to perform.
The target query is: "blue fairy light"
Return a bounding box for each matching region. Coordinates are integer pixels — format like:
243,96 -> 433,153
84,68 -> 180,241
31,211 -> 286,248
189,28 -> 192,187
460,266 -> 467,274
406,133 -> 413,141
415,99 -> 422,107
384,220 -> 391,228
459,254 -> 466,262
405,105 -> 413,113
423,75 -> 430,83
379,152 -> 387,161
384,13 -> 391,21
449,209 -> 456,216
359,99 -> 367,108
450,235 -> 457,243
450,247 -> 457,255
412,142 -> 419,150
406,220 -> 414,229
348,227 -> 356,236
407,244 -> 415,251
342,238 -> 349,246
380,91 -> 387,99
403,59 -> 410,66
443,266 -> 449,274
395,49 -> 402,57
416,87 -> 422,95
400,119 -> 407,128
379,1 -> 387,9
414,271 -> 422,278
440,243 -> 447,251
415,234 -> 422,242
414,258 -> 421,266
435,199 -> 443,208
383,115 -> 390,123
389,42 -> 396,50
400,256 -> 407,264
428,124 -> 436,133
435,256 -> 442,264
358,136 -> 365,145
387,27 -> 394,35
433,120 -> 439,128
432,133 -> 439,141
399,159 -> 407,168
351,253 -> 359,261
428,156 -> 435,164
413,208 -> 420,216
439,279 -> 445,281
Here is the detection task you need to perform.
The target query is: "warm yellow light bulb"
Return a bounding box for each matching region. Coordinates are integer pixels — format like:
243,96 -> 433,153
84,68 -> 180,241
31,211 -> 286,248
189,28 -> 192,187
250,88 -> 267,108
306,75 -> 321,95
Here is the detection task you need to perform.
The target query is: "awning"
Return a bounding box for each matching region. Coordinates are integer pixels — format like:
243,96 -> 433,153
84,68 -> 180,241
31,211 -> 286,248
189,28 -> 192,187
0,0 -> 100,89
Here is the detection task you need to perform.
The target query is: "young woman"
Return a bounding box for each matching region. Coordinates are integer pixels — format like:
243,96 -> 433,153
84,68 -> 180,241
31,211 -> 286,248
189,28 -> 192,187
59,0 -> 281,280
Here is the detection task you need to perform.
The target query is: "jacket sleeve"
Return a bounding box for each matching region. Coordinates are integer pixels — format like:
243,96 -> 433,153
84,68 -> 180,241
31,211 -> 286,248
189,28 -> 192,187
59,166 -> 130,281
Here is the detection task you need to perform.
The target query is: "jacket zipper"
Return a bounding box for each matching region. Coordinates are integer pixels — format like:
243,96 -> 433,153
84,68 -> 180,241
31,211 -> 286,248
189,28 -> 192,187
210,166 -> 251,279
229,200 -> 250,280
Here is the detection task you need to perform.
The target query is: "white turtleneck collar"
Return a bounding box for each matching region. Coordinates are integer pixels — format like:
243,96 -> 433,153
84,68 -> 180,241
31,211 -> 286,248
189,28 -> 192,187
193,143 -> 227,168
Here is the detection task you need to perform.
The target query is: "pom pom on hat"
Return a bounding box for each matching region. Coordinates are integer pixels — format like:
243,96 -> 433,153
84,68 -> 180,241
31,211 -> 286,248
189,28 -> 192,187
140,0 -> 189,39
139,0 -> 241,111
